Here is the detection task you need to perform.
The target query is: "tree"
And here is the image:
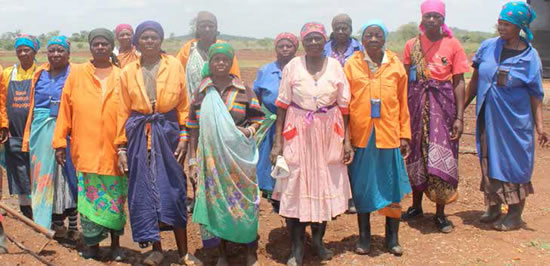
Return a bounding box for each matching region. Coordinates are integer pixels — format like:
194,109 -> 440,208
189,17 -> 197,37
392,22 -> 419,42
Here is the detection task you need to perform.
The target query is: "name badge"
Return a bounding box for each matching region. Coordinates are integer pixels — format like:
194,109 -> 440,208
50,100 -> 60,117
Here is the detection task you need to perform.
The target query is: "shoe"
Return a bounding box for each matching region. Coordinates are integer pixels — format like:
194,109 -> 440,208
401,207 -> 423,220
143,251 -> 164,266
286,218 -> 305,266
434,216 -> 453,233
79,245 -> 100,260
385,217 -> 403,256
311,222 -> 333,261
179,253 -> 203,266
19,205 -> 33,220
347,199 -> 357,214
110,247 -> 125,262
493,200 -> 525,232
53,224 -> 68,239
355,213 -> 371,255
480,204 -> 502,224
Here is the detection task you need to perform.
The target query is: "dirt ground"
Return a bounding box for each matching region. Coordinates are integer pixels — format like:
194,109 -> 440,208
0,62 -> 550,266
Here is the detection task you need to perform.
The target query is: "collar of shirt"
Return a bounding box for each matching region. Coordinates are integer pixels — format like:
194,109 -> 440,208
363,50 -> 388,73
198,74 -> 246,94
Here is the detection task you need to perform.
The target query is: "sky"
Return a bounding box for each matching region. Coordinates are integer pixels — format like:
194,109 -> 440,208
0,0 -> 524,38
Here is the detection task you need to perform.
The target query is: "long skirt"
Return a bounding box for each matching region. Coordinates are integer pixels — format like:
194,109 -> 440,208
272,105 -> 351,222
406,80 -> 459,205
349,130 -> 411,214
29,108 -> 77,229
193,88 -> 259,247
478,110 -> 533,206
78,172 -> 127,246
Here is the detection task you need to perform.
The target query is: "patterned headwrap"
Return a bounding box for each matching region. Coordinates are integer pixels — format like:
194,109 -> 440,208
499,1 -> 537,41
274,32 -> 299,49
115,24 -> 133,37
14,34 -> 40,52
47,36 -> 71,52
88,28 -> 115,48
300,22 -> 328,41
201,43 -> 235,78
361,19 -> 389,39
133,20 -> 164,47
419,0 -> 454,38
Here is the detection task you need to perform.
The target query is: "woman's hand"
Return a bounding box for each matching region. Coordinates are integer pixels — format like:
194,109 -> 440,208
270,143 -> 283,165
343,141 -> 354,165
400,139 -> 411,159
55,148 -> 66,166
450,119 -> 464,141
537,126 -> 549,148
0,128 -> 8,144
118,151 -> 129,175
238,126 -> 251,138
174,140 -> 188,166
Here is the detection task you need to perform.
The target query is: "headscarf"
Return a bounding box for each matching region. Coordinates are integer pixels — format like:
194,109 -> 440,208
332,14 -> 353,30
499,1 -> 537,41
274,32 -> 299,49
419,0 -> 454,38
361,19 -> 389,39
47,36 -> 71,52
300,22 -> 328,41
133,20 -> 165,47
88,28 -> 115,48
14,34 -> 40,52
115,24 -> 133,37
201,43 -> 235,78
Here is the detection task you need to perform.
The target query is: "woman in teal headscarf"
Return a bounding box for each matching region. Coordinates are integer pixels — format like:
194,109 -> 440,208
466,1 -> 548,231
188,43 -> 264,266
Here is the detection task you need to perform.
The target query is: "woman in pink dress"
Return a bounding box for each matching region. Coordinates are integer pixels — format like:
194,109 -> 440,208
271,22 -> 353,266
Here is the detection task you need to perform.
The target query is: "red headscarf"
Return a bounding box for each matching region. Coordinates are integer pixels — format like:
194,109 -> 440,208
274,32 -> 299,49
115,24 -> 134,37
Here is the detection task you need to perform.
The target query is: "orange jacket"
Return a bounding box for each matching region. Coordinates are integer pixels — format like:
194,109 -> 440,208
345,50 -> 411,149
115,54 -> 189,146
22,63 -> 66,152
52,61 -> 121,176
176,38 -> 241,77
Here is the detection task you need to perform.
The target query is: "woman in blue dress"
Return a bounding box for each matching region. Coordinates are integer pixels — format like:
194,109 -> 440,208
466,1 -> 548,231
252,32 -> 298,212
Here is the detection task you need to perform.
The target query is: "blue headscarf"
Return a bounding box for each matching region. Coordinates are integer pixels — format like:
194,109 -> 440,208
499,1 -> 537,41
133,20 -> 165,47
47,36 -> 71,52
361,19 -> 388,39
14,34 -> 40,52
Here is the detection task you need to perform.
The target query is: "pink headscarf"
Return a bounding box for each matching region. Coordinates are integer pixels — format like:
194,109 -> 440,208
115,24 -> 134,37
300,22 -> 328,41
274,32 -> 299,49
419,0 -> 454,38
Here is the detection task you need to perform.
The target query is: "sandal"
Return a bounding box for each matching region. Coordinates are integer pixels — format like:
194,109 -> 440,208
434,216 -> 453,233
143,251 -> 164,266
110,248 -> 126,262
179,253 -> 203,266
401,207 -> 423,220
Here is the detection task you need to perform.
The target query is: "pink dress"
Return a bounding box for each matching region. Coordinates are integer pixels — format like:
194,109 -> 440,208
274,56 -> 352,222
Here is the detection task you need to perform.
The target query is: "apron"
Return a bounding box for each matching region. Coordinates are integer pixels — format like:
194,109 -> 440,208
5,65 -> 32,195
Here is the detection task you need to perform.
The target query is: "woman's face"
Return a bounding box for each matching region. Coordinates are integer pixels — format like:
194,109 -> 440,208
90,36 -> 113,62
16,45 -> 36,66
362,26 -> 385,53
138,30 -> 162,57
303,33 -> 326,57
333,23 -> 352,43
421,12 -> 444,33
47,44 -> 69,69
197,21 -> 217,43
117,29 -> 133,49
497,19 -> 521,41
275,39 -> 297,62
210,53 -> 232,77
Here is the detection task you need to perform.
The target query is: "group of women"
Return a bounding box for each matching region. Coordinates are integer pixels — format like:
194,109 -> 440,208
0,0 -> 547,265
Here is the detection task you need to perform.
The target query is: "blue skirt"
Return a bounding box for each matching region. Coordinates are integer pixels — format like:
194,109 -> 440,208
349,130 -> 411,213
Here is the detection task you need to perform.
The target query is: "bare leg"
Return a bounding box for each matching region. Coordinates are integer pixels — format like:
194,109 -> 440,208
173,227 -> 188,257
402,190 -> 424,220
